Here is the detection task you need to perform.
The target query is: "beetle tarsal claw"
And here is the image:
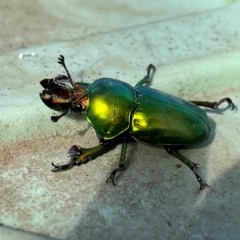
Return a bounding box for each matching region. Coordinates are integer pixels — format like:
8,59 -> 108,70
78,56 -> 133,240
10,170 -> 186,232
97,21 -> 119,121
214,98 -> 235,110
106,165 -> 126,186
146,64 -> 156,79
106,173 -> 117,186
200,182 -> 210,190
192,168 -> 209,190
51,159 -> 75,172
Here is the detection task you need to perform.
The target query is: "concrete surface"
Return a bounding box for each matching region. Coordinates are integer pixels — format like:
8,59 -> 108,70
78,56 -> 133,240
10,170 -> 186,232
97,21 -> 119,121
0,1 -> 240,240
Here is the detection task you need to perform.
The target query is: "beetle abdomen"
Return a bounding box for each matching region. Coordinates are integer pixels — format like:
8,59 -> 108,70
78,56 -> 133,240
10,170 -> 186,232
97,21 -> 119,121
131,87 -> 210,145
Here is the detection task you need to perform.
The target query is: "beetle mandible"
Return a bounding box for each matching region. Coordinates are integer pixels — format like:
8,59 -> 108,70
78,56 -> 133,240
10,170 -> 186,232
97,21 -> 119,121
40,55 -> 234,190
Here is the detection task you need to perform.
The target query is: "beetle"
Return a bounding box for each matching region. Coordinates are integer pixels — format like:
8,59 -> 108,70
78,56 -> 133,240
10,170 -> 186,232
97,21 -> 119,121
40,55 -> 234,190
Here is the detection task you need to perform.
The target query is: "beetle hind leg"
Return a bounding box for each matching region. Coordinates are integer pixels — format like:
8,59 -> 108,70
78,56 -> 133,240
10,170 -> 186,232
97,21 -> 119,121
190,97 -> 234,110
164,146 -> 209,190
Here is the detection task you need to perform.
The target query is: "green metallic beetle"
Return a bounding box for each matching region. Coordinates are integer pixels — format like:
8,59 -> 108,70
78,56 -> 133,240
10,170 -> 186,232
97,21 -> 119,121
40,55 -> 234,190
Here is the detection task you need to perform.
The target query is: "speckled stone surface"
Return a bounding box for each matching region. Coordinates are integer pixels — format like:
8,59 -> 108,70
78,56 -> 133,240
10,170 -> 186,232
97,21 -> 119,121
0,1 -> 240,240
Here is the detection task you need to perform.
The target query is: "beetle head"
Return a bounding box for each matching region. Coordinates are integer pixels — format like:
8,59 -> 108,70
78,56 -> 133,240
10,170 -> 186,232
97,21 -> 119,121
40,55 -> 89,122
40,75 -> 89,122
40,75 -> 74,122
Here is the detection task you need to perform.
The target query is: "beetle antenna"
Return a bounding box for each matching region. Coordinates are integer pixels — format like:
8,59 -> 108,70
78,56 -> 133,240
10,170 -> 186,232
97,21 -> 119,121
57,55 -> 75,86
51,107 -> 71,122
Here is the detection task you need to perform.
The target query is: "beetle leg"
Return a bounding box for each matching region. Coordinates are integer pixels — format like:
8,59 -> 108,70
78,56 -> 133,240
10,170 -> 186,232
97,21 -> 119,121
190,98 -> 234,110
106,140 -> 127,186
164,146 -> 209,190
51,107 -> 71,122
135,64 -> 156,87
52,160 -> 75,171
52,142 -> 117,172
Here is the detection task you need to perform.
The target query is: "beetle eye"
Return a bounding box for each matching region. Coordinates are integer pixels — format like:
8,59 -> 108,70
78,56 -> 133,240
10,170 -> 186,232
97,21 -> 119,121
75,104 -> 83,112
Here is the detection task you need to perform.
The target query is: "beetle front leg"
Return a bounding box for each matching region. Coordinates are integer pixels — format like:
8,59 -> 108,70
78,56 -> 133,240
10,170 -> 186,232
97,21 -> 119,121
106,140 -> 128,186
164,146 -> 209,190
190,98 -> 234,110
52,142 -> 117,172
